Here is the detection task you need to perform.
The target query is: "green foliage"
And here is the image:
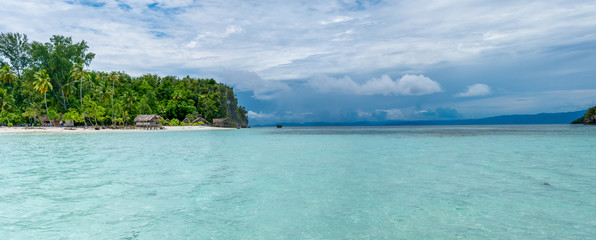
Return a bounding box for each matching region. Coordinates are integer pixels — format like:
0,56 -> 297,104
30,35 -> 95,110
22,102 -> 42,123
572,106 -> 596,124
0,87 -> 15,112
47,110 -> 60,121
63,108 -> 84,123
169,118 -> 180,126
0,65 -> 16,84
0,32 -> 249,127
0,32 -> 30,78
585,106 -> 596,118
571,116 -> 585,124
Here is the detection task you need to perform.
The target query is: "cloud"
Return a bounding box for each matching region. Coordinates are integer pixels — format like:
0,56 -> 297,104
319,16 -> 354,25
247,111 -> 277,120
309,74 -> 442,96
415,107 -> 462,119
217,70 -> 290,100
3,0 -> 595,82
456,83 -> 492,97
2,0 -> 596,125
375,108 -> 404,120
447,89 -> 596,118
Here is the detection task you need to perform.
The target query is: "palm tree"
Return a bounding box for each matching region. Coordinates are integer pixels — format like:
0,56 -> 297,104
108,71 -> 120,125
34,69 -> 53,115
0,65 -> 16,86
71,62 -> 88,107
0,88 -> 14,112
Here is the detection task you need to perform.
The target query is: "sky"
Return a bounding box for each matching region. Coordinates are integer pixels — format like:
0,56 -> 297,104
2,0 -> 596,125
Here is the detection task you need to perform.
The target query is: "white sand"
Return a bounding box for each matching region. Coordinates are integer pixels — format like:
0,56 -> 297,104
0,125 -> 233,134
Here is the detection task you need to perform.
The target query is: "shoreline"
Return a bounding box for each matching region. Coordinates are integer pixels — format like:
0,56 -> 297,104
0,126 -> 234,134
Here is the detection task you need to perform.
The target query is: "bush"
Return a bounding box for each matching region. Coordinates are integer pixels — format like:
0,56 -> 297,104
169,119 -> 180,126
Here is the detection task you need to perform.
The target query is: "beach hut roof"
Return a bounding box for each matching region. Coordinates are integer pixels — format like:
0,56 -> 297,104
182,118 -> 191,123
134,115 -> 163,122
192,117 -> 210,124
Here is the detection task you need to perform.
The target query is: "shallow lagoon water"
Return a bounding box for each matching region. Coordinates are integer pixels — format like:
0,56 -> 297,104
1,125 -> 595,239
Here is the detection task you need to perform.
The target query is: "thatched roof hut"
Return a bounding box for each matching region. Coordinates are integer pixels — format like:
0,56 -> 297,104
192,117 -> 210,125
165,118 -> 171,122
182,118 -> 191,123
212,118 -> 237,128
134,115 -> 163,127
40,115 -> 52,127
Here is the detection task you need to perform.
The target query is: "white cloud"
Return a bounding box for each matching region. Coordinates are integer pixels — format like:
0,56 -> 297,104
217,70 -> 290,100
319,16 -> 353,25
356,110 -> 372,118
456,83 -> 492,97
247,111 -> 277,120
446,89 -> 596,118
309,74 -> 442,96
2,0 -> 595,82
308,75 -> 359,94
376,109 -> 405,120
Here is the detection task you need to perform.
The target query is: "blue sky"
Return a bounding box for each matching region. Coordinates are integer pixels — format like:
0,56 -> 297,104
2,0 -> 596,125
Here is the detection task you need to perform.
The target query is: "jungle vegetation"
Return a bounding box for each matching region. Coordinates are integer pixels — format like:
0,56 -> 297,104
571,106 -> 596,124
0,32 -> 248,127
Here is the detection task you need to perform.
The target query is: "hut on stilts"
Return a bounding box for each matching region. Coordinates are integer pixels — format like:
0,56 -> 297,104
134,115 -> 164,130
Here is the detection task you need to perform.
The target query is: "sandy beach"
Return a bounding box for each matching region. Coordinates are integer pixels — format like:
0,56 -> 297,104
0,126 -> 233,134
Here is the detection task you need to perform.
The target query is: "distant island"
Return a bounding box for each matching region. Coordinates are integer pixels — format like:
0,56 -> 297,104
571,106 -> 596,125
0,32 -> 248,128
261,110 -> 587,127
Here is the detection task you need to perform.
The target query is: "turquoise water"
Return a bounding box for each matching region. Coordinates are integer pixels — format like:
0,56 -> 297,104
1,125 -> 595,239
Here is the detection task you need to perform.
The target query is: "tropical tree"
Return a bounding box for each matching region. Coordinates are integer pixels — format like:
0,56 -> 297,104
29,35 -> 94,110
108,71 -> 120,124
0,87 -> 14,112
71,62 -> 88,107
62,108 -> 84,124
83,96 -> 105,126
0,32 -> 30,79
22,102 -> 42,124
33,69 -> 53,115
0,65 -> 16,86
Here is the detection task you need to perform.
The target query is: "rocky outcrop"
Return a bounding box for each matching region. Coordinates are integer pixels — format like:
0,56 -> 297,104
572,106 -> 596,125
212,118 -> 237,128
585,115 -> 596,124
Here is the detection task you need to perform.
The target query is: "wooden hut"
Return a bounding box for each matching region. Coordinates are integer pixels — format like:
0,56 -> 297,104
192,117 -> 210,125
182,118 -> 191,124
212,118 -> 237,128
134,115 -> 163,129
40,116 -> 52,127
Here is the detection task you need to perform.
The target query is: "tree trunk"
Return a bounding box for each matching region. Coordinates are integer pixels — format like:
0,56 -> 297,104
60,88 -> 67,110
111,80 -> 114,125
44,92 -> 49,115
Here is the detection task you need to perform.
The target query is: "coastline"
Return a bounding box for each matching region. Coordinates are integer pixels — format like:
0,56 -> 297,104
0,125 -> 233,134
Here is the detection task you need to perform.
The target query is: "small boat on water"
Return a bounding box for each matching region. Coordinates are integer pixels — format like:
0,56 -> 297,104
276,124 -> 282,128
